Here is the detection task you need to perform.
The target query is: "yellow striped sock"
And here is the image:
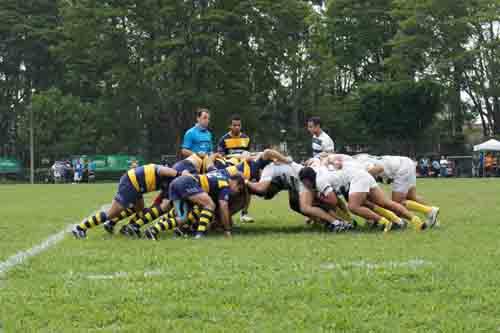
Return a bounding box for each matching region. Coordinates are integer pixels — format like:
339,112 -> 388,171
405,200 -> 432,215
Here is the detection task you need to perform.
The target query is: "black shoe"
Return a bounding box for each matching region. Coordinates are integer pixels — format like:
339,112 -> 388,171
144,228 -> 158,241
173,227 -> 185,239
123,223 -> 142,238
326,221 -> 352,233
72,225 -> 87,239
103,221 -> 115,235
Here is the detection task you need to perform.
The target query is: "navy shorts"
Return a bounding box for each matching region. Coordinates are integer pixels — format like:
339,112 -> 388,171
169,176 -> 204,201
173,160 -> 198,175
114,174 -> 142,208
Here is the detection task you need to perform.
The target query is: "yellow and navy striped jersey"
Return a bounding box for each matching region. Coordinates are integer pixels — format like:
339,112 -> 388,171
215,159 -> 272,181
188,154 -> 211,174
217,132 -> 250,155
195,173 -> 231,201
127,164 -> 172,194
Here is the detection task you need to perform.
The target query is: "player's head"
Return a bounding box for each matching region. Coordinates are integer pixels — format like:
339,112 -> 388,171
299,167 -> 317,190
196,108 -> 210,128
230,114 -> 242,135
307,116 -> 322,136
228,173 -> 245,194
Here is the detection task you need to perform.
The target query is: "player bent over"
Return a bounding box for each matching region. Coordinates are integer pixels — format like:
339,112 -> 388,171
355,154 -> 440,227
72,164 -> 184,239
144,173 -> 245,240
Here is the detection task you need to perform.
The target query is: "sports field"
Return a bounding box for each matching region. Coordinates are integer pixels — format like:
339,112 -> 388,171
1,179 -> 500,332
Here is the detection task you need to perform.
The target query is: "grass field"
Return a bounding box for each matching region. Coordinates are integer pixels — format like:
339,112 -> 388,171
1,179 -> 500,332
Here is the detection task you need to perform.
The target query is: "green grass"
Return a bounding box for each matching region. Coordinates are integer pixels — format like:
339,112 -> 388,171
1,179 -> 500,332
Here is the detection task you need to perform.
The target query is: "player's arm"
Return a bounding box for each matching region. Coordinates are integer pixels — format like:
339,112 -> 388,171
247,180 -> 271,195
299,190 -> 337,223
181,130 -> 194,157
323,136 -> 335,153
158,166 -> 184,178
216,137 -> 227,156
218,199 -> 232,238
261,149 -> 292,164
367,165 -> 384,177
181,149 -> 193,157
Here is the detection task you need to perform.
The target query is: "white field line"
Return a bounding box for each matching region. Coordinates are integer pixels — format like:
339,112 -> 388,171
320,259 -> 431,271
83,270 -> 164,280
0,204 -> 109,276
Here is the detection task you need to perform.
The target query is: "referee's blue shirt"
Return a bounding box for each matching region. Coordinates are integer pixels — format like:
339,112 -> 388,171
182,125 -> 213,154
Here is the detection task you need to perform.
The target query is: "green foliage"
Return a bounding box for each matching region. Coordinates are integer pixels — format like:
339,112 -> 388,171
1,0 -> 499,161
358,80 -> 441,140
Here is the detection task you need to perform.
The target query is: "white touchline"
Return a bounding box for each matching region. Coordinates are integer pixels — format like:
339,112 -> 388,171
0,204 -> 109,276
0,225 -> 73,276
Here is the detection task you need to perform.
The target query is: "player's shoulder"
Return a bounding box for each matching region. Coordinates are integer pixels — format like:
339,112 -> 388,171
184,126 -> 198,137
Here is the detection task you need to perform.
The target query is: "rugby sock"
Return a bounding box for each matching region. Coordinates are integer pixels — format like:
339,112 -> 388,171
187,206 -> 201,224
405,200 -> 433,215
79,211 -> 108,230
335,206 -> 353,223
108,208 -> 136,226
152,216 -> 178,234
197,208 -> 214,232
373,206 -> 401,224
134,204 -> 165,227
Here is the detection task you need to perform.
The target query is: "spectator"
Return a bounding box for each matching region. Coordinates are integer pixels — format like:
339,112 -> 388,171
181,108 -> 213,158
217,115 -> 250,156
485,153 -> 495,177
431,159 -> 440,177
306,116 -> 335,157
74,159 -> 83,183
440,155 -> 449,177
419,157 -> 429,177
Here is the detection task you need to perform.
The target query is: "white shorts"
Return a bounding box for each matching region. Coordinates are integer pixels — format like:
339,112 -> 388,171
349,173 -> 378,194
392,158 -> 417,194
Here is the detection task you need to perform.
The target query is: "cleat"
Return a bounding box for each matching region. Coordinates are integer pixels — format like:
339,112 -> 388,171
326,220 -> 352,233
173,227 -> 185,238
72,225 -> 87,239
392,219 -> 407,230
194,231 -> 206,239
144,228 -> 158,241
103,221 -> 115,235
119,225 -> 130,236
123,223 -> 142,238
383,220 -> 393,233
240,213 -> 255,223
426,207 -> 440,228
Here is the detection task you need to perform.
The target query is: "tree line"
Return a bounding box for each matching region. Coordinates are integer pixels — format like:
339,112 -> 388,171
1,0 -> 499,163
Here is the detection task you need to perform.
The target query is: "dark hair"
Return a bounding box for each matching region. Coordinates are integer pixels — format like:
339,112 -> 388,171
231,114 -> 241,122
229,173 -> 245,188
196,108 -> 210,118
307,116 -> 321,127
299,167 -> 317,188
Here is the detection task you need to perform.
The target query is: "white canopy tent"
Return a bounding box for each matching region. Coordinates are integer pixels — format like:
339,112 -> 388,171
473,139 -> 500,152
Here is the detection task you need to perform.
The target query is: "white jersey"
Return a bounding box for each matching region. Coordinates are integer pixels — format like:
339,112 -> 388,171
312,131 -> 335,157
260,162 -> 305,193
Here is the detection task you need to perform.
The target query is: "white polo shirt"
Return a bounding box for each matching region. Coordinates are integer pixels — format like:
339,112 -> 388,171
312,131 -> 335,157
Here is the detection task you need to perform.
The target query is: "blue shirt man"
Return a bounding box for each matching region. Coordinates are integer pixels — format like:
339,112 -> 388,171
181,108 -> 213,157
